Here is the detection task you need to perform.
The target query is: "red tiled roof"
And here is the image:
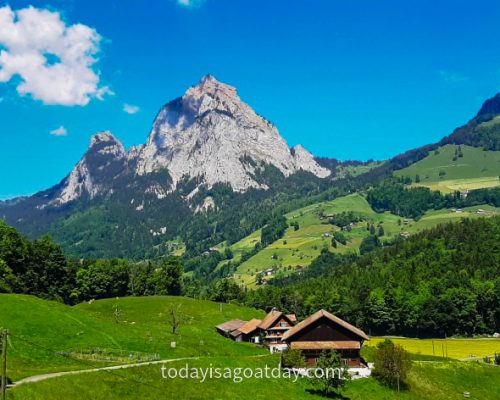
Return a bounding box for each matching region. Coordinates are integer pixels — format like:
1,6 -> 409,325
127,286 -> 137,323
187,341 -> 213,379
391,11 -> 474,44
282,310 -> 369,341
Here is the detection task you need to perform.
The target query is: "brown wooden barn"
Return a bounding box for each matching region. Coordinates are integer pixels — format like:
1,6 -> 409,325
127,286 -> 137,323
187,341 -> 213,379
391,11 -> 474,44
216,318 -> 262,342
215,319 -> 247,341
282,309 -> 369,367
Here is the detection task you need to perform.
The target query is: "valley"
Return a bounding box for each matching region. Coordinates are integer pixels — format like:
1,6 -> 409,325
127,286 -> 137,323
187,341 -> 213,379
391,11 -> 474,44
1,2 -> 500,399
220,193 -> 499,287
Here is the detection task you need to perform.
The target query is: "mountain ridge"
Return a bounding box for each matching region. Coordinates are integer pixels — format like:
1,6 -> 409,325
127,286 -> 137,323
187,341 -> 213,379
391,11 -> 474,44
1,80 -> 499,259
45,75 -> 330,208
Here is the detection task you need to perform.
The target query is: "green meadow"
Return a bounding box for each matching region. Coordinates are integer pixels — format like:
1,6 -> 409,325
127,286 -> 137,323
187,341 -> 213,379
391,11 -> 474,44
394,144 -> 500,193
2,294 -> 500,399
227,193 -> 499,287
0,294 -> 265,381
9,349 -> 500,400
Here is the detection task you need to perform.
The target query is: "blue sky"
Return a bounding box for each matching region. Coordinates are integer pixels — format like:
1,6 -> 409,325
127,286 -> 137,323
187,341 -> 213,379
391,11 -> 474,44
1,0 -> 500,199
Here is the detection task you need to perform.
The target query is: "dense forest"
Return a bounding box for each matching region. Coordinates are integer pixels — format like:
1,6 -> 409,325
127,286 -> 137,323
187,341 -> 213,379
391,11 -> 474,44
243,217 -> 500,338
0,220 -> 185,304
2,212 -> 499,337
367,181 -> 500,219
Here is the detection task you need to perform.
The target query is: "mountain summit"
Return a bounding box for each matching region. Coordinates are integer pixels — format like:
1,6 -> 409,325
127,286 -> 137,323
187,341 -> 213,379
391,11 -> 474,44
134,75 -> 330,192
30,76 -> 331,207
54,132 -> 126,206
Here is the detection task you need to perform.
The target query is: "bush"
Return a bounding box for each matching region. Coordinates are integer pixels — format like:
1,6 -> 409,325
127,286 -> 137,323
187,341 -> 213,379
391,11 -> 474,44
281,349 -> 305,368
310,350 -> 350,396
328,212 -> 361,228
261,216 -> 288,246
373,339 -> 412,391
332,231 -> 348,245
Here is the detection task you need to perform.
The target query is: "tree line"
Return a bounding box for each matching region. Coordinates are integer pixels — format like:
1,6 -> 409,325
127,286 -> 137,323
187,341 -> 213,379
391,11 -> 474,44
243,217 -> 500,338
2,213 -> 499,338
0,220 -> 184,304
367,180 -> 500,219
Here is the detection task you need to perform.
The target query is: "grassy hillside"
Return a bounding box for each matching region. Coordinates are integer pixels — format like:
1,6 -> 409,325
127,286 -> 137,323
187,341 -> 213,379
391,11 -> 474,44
224,193 -> 499,287
394,144 -> 500,193
0,294 -> 265,380
9,355 -> 500,400
3,295 -> 500,399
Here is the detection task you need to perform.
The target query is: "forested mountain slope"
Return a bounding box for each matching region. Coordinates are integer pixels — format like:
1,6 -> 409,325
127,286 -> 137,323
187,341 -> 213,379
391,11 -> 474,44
244,217 -> 500,337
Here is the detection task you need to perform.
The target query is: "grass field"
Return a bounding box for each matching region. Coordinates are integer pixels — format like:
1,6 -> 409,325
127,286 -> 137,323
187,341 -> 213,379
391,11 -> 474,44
8,354 -> 500,400
410,176 -> 500,193
368,337 -> 500,360
0,294 -> 265,381
226,193 -> 499,287
394,144 -> 500,193
3,294 -> 500,399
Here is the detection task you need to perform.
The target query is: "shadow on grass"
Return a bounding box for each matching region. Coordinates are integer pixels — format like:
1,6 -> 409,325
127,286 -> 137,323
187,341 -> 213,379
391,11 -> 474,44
305,389 -> 351,399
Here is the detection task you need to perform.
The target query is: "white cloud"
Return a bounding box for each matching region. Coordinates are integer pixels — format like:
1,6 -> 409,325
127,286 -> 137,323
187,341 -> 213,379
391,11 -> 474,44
177,0 -> 207,7
49,126 -> 68,136
123,103 -> 140,114
0,6 -> 111,106
96,86 -> 115,100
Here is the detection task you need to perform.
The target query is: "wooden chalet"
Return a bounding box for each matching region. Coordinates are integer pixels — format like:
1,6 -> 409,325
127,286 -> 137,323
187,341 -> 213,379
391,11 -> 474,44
235,318 -> 262,343
257,309 -> 296,352
215,319 -> 247,341
282,309 -> 369,367
215,318 -> 262,343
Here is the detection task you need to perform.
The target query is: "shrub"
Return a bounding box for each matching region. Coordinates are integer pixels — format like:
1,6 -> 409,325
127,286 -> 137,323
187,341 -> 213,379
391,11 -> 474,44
281,349 -> 305,368
373,339 -> 412,391
310,350 -> 350,396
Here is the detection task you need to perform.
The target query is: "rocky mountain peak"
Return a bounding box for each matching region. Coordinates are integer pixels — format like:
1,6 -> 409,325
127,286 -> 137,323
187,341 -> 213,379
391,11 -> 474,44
43,76 -> 331,207
181,74 -> 240,119
195,74 -> 236,96
50,131 -> 127,206
88,131 -> 126,158
91,131 -> 117,144
136,75 -> 330,192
